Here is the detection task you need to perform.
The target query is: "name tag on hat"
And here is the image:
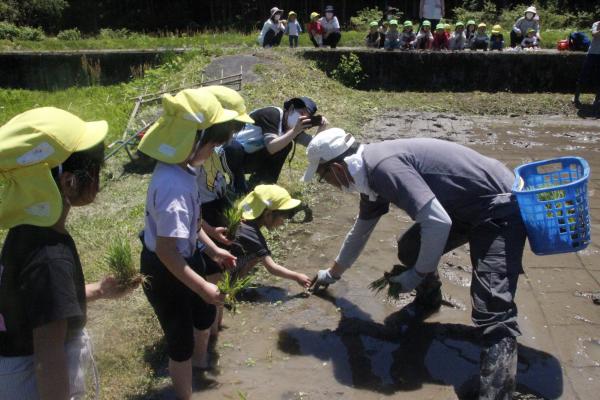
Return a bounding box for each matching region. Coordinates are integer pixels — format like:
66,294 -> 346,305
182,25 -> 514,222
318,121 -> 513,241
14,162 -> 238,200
17,142 -> 55,165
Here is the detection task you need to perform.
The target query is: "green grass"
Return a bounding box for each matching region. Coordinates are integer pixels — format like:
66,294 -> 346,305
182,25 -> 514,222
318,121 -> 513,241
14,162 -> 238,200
0,46 -> 584,399
0,29 -> 577,51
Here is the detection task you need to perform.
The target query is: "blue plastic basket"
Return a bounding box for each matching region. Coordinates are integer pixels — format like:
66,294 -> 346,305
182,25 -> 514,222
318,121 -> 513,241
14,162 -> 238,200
512,157 -> 591,256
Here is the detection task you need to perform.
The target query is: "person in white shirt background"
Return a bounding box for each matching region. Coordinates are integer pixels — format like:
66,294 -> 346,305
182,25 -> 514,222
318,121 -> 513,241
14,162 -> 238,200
319,5 -> 342,48
419,0 -> 445,34
258,7 -> 286,48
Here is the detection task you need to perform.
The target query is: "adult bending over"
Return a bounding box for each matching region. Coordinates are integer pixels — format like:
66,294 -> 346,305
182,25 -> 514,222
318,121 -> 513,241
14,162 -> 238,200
224,97 -> 328,194
307,129 -> 527,400
258,7 -> 285,48
320,5 -> 341,48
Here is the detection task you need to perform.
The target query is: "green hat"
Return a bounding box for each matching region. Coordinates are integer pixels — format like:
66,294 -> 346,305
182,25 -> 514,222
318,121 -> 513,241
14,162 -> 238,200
138,89 -> 238,164
0,107 -> 108,228
389,19 -> 398,26
422,20 -> 431,27
456,21 -> 465,27
527,28 -> 535,34
403,20 -> 413,28
467,20 -> 476,26
202,85 -> 254,124
436,23 -> 445,30
240,184 -> 301,220
369,21 -> 379,27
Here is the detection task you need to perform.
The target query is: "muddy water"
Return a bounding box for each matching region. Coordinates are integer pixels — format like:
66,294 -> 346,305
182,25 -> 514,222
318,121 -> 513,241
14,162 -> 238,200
183,113 -> 599,400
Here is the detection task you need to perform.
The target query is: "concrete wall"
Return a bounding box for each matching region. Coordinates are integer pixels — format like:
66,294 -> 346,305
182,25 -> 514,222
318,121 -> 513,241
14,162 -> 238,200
302,49 -> 588,93
0,49 -> 184,90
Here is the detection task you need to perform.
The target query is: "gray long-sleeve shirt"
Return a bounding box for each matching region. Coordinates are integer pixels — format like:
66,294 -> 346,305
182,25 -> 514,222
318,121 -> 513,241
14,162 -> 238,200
513,17 -> 539,35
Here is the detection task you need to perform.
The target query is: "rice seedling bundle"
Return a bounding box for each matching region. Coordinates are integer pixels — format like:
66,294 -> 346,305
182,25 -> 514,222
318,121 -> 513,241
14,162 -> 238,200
217,271 -> 253,314
369,264 -> 411,300
105,237 -> 145,287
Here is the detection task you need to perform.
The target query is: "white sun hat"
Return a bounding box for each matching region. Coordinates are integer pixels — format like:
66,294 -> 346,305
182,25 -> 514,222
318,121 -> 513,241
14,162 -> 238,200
302,128 -> 355,182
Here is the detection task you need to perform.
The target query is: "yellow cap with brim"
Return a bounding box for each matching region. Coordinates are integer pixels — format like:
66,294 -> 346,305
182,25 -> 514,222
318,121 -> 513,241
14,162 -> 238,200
138,89 -> 238,164
202,86 -> 254,124
240,184 -> 301,220
311,12 -> 320,20
0,107 -> 108,228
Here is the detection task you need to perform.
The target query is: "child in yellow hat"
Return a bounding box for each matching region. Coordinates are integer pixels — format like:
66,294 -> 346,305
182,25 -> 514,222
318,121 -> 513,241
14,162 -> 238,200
229,184 -> 311,288
0,107 -> 135,398
307,12 -> 324,47
490,24 -> 504,51
138,88 -> 246,398
471,22 -> 489,50
285,11 -> 302,48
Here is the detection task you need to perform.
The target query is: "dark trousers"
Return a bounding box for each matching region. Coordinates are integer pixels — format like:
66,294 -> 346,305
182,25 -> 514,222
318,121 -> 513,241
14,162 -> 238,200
575,53 -> 600,103
289,35 -> 299,48
223,140 -> 293,194
263,29 -> 283,47
471,40 -> 488,50
397,215 -> 526,341
309,35 -> 320,47
509,30 -> 522,48
323,32 -> 341,48
140,246 -> 216,361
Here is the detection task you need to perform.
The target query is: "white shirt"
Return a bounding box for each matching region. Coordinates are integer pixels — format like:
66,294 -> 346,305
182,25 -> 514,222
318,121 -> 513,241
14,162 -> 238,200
422,0 -> 443,20
319,16 -> 340,33
144,162 -> 200,258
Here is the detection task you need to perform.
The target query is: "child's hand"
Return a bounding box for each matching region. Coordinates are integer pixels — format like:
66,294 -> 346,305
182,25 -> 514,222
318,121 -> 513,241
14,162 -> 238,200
200,281 -> 226,305
212,247 -> 237,270
296,273 -> 312,289
212,226 -> 233,246
98,276 -> 138,300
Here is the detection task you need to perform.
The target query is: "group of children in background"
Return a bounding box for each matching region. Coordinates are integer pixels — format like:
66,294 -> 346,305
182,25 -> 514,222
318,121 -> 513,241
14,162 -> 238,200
367,19 -> 539,51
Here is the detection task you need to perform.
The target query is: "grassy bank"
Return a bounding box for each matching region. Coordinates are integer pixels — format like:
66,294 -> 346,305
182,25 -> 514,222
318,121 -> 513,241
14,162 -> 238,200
0,28 -> 579,51
0,47 -> 582,398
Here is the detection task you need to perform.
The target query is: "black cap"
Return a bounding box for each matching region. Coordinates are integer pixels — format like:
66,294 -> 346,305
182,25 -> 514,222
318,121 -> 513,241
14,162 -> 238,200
324,5 -> 335,13
284,97 -> 318,115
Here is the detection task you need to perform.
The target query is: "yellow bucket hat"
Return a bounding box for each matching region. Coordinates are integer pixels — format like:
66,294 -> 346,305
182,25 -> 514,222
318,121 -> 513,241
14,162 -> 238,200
202,86 -> 254,124
0,107 -> 108,228
239,184 -> 301,220
137,89 -> 238,164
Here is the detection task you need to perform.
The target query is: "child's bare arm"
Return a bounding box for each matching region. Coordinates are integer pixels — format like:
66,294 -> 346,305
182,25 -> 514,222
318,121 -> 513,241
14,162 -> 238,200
262,255 -> 311,288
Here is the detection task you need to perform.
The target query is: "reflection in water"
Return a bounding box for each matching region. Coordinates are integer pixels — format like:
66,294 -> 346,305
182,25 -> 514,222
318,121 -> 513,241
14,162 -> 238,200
277,294 -> 563,399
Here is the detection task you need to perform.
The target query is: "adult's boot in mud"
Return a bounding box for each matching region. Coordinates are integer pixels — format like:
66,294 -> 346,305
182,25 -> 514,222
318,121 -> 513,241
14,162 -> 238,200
412,271 -> 442,317
479,336 -> 517,400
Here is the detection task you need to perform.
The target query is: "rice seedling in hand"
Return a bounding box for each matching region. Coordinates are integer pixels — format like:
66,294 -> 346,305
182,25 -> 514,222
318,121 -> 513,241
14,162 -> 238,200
105,237 -> 145,288
223,200 -> 243,240
369,264 -> 411,300
217,271 -> 253,314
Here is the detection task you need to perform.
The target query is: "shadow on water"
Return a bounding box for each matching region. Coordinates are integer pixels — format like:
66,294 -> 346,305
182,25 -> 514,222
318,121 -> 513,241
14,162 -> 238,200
239,285 -> 310,304
277,292 -> 563,400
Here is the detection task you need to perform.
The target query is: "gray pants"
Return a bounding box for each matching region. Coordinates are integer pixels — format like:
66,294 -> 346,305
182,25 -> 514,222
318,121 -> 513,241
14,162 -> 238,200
397,215 -> 526,340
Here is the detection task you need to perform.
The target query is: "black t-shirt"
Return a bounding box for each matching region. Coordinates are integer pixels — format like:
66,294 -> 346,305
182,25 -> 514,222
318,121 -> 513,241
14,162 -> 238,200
231,221 -> 271,272
0,225 -> 87,357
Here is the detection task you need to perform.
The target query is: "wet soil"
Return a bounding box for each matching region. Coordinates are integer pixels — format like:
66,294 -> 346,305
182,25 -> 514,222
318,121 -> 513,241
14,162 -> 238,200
151,112 -> 600,399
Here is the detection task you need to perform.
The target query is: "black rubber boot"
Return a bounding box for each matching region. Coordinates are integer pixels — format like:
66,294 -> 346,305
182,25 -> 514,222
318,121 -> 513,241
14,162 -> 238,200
479,336 -> 517,400
412,271 -> 442,316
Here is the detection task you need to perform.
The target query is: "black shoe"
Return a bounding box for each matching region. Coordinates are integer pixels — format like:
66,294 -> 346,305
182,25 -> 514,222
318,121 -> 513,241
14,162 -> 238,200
479,336 -> 517,400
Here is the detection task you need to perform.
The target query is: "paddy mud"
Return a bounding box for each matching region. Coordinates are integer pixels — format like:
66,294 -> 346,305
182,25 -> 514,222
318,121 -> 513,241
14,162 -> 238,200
143,112 -> 600,399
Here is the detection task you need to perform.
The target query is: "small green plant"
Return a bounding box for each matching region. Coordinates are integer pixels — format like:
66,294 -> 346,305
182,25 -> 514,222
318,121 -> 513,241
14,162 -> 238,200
331,53 -> 367,89
105,237 -> 145,287
57,28 -> 81,41
217,271 -> 253,314
0,22 -> 44,41
369,264 -> 411,299
98,28 -> 131,39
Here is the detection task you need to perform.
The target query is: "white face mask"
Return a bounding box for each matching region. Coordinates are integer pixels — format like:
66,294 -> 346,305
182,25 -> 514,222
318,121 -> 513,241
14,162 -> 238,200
273,14 -> 281,22
525,12 -> 534,20
387,15 -> 393,21
326,12 -> 334,19
287,110 -> 301,128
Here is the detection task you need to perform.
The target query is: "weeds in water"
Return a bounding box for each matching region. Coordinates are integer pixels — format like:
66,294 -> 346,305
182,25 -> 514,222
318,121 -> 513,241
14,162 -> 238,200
369,264 -> 411,300
217,271 -> 253,314
105,237 -> 146,287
